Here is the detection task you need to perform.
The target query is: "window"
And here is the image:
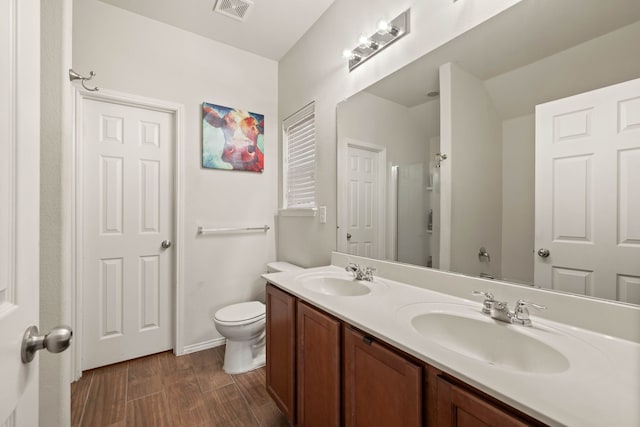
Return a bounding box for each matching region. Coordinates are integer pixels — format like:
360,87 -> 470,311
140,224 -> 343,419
282,102 -> 316,214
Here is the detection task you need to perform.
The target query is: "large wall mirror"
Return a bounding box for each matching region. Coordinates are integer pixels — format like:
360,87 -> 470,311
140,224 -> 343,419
336,0 -> 640,305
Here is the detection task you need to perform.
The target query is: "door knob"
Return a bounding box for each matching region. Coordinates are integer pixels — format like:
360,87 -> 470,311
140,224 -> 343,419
161,240 -> 172,249
346,233 -> 352,240
537,248 -> 550,258
21,325 -> 73,363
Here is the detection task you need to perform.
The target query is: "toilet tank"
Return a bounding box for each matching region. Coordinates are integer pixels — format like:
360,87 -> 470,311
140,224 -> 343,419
266,261 -> 302,273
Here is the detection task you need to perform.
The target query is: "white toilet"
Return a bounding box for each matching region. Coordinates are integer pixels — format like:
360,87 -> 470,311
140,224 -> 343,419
213,261 -> 302,374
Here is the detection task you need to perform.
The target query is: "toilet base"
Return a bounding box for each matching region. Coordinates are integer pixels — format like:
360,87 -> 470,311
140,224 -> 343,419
222,338 -> 266,374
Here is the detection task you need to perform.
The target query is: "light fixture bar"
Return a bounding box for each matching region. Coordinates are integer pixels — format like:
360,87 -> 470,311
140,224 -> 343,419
346,9 -> 410,72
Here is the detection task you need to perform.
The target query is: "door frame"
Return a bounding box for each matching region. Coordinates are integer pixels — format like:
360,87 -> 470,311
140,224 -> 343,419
70,88 -> 185,379
336,137 -> 387,259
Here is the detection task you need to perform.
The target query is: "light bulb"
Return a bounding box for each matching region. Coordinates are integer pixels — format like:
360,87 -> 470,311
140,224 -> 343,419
342,49 -> 353,59
377,19 -> 390,34
377,18 -> 399,36
358,34 -> 370,48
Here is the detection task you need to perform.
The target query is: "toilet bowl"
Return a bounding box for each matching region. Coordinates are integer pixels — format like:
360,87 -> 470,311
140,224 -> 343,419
213,261 -> 302,374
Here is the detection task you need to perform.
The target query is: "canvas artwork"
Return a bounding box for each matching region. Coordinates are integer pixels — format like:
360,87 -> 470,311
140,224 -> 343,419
202,102 -> 264,172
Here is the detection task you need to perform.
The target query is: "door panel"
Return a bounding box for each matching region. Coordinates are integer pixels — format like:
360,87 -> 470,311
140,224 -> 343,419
535,78 -> 640,301
618,148 -> 640,245
0,0 -> 40,423
83,99 -> 174,370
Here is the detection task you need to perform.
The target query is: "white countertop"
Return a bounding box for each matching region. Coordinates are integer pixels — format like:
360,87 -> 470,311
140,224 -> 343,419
262,264 -> 640,427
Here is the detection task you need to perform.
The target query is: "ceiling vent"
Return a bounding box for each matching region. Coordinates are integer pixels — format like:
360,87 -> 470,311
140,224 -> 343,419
213,0 -> 254,21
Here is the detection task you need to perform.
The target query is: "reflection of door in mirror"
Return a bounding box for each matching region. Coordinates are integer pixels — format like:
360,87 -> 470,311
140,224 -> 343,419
535,77 -> 640,304
339,140 -> 387,259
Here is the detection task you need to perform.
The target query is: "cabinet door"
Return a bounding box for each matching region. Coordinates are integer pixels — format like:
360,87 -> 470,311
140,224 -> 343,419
265,284 -> 296,424
436,376 -> 534,427
297,301 -> 341,427
343,327 -> 422,427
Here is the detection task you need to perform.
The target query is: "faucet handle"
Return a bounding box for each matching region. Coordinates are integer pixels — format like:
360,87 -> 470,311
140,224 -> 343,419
516,300 -> 546,311
346,262 -> 359,271
472,290 -> 494,300
362,266 -> 376,281
472,290 -> 495,315
512,299 -> 546,326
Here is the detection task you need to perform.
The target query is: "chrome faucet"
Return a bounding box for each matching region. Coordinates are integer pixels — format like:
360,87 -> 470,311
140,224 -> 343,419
472,291 -> 546,326
345,263 -> 376,281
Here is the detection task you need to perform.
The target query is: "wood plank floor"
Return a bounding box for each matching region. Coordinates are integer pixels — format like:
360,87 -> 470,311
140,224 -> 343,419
71,346 -> 290,427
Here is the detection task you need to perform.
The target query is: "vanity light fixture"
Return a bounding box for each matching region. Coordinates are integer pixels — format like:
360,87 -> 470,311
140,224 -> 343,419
343,9 -> 410,72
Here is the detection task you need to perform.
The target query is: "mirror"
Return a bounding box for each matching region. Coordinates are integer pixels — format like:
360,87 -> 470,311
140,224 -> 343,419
336,0 -> 640,305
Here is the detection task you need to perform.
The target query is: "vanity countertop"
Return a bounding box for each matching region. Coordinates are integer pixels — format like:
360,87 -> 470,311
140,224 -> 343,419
262,263 -> 640,427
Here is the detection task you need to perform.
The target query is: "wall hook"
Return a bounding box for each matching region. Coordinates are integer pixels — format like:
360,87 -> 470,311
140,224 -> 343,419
69,69 -> 99,91
434,152 -> 448,168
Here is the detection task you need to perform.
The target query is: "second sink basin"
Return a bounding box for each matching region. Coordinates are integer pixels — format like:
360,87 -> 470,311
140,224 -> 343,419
296,271 -> 387,297
302,276 -> 371,296
407,305 -> 571,374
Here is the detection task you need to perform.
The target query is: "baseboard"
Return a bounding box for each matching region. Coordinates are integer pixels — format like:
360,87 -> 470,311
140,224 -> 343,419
182,337 -> 226,355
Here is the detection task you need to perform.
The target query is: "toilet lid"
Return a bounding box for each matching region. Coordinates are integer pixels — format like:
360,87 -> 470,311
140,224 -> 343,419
215,301 -> 265,324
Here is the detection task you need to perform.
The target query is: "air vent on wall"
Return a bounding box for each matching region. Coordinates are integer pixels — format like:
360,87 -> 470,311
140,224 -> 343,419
213,0 -> 254,21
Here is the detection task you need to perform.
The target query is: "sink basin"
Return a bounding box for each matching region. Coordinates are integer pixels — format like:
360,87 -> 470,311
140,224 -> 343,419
410,309 -> 570,374
301,276 -> 371,296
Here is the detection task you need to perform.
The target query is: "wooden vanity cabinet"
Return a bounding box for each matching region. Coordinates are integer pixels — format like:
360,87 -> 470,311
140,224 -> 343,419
296,301 -> 341,427
265,284 -> 297,424
343,327 -> 422,427
265,283 -> 545,427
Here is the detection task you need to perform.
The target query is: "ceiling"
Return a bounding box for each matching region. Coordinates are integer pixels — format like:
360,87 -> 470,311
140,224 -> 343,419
99,0 -> 337,60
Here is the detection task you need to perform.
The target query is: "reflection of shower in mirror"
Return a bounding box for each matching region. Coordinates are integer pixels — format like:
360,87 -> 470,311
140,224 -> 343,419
392,163 -> 440,269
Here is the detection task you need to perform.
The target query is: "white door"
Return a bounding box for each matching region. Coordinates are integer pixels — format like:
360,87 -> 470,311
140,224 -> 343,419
1,0 -> 40,424
82,98 -> 174,370
345,145 -> 383,258
535,78 -> 640,303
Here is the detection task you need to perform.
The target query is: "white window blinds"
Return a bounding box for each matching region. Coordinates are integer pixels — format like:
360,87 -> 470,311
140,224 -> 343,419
283,102 -> 316,209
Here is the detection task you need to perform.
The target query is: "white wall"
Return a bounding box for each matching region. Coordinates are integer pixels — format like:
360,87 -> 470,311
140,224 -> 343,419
72,0 -> 278,349
501,114 -> 535,284
337,91 -> 427,166
277,0 -> 522,267
441,62 -> 502,278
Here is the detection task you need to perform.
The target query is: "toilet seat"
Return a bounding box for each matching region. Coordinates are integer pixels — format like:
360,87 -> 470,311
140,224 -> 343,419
214,301 -> 265,326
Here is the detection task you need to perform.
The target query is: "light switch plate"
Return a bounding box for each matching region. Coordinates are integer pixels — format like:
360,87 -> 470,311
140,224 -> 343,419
319,206 -> 327,224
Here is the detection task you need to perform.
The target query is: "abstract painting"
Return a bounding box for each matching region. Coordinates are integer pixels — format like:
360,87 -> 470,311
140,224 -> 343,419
202,102 -> 264,172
